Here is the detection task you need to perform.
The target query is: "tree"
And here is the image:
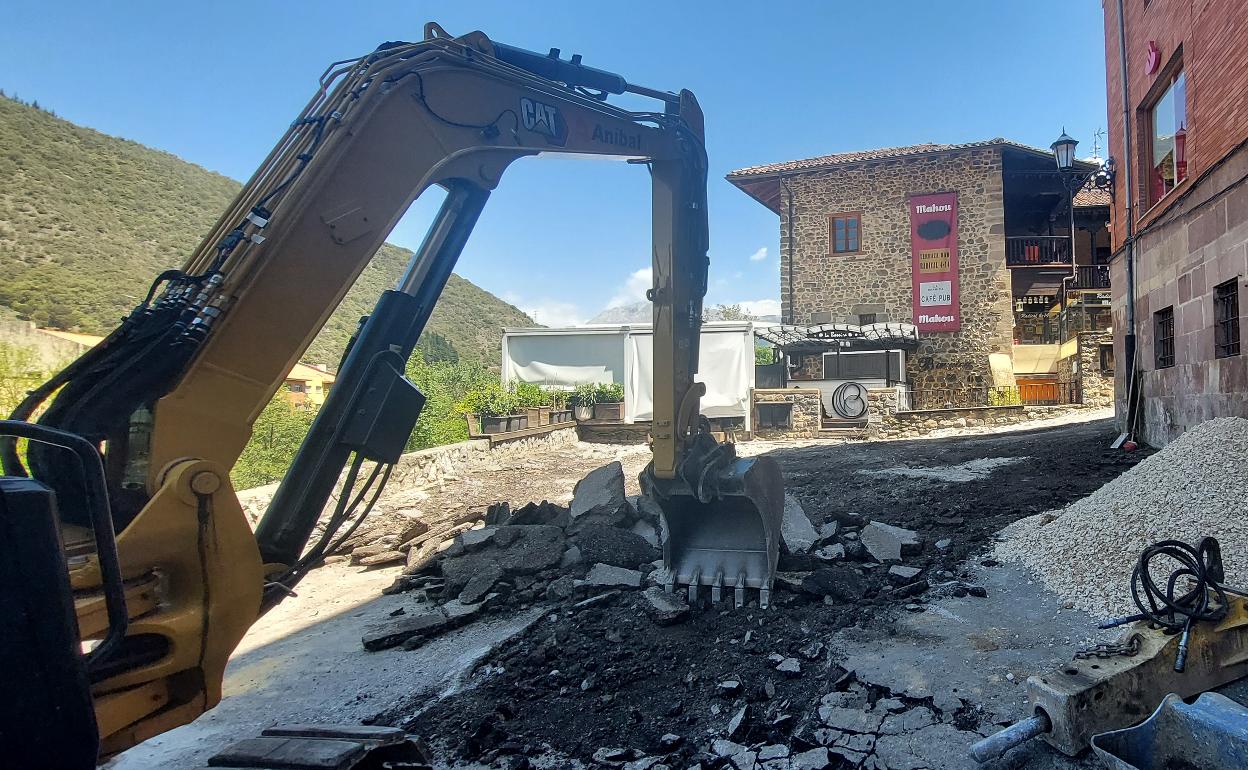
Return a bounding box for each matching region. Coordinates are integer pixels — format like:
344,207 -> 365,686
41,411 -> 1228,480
415,331 -> 458,364
404,351 -> 493,450
0,341 -> 48,418
231,395 -> 318,490
704,303 -> 755,322
754,344 -> 776,366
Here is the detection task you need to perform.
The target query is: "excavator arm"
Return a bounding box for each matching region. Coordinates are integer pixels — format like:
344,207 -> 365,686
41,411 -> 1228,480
0,23 -> 781,765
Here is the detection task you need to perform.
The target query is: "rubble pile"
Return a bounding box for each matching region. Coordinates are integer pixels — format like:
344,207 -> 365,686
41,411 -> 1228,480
355,459 -> 1006,768
398,595 -> 989,769
994,416 -> 1248,619
358,460 -> 996,656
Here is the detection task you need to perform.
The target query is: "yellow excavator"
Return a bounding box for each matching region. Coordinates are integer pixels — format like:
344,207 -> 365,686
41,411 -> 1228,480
0,23 -> 783,769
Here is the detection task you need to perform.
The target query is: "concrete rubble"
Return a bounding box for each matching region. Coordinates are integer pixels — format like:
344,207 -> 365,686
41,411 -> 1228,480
336,421 -> 1187,770
859,522 -> 924,563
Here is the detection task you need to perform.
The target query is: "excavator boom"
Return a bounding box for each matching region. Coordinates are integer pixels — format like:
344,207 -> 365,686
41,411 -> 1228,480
0,23 -> 784,766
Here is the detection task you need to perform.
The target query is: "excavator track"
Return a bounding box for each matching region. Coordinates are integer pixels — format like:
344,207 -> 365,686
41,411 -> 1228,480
205,725 -> 430,770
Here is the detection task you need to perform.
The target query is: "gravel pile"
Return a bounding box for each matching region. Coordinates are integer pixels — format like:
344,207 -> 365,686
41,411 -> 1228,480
994,417 -> 1248,619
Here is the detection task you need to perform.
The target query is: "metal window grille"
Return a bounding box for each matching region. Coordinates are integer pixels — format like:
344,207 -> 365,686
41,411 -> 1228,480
1214,280 -> 1241,358
1154,307 -> 1175,369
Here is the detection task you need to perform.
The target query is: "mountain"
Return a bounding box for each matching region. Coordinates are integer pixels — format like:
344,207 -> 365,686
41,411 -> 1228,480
586,300 -> 780,325
586,301 -> 651,325
0,95 -> 534,366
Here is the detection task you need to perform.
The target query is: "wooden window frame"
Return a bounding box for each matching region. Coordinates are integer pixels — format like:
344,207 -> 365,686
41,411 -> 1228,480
829,212 -> 863,255
1154,306 -> 1175,369
1214,279 -> 1241,358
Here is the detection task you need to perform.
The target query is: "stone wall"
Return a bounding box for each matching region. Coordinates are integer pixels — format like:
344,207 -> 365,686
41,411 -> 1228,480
1076,330 -> 1114,407
753,388 -> 823,438
0,314 -> 89,369
1109,140 -> 1248,446
1056,356 -> 1075,400
866,387 -> 1096,440
779,148 -> 1014,396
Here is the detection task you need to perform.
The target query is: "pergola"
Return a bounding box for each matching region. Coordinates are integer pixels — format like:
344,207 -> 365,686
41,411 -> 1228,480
753,322 -> 921,355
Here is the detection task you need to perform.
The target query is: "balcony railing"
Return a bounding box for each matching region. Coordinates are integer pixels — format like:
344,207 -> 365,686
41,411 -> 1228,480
1006,236 -> 1072,266
1071,265 -> 1111,289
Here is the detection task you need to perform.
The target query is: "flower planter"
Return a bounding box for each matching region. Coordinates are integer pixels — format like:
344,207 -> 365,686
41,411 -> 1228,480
481,414 -> 528,434
573,405 -> 594,421
480,414 -> 508,434
524,406 -> 551,426
593,402 -> 624,421
549,409 -> 573,424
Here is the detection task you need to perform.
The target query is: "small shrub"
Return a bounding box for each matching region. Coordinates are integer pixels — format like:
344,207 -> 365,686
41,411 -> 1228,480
594,382 -> 624,404
512,380 -> 547,408
570,383 -> 597,407
545,387 -> 569,409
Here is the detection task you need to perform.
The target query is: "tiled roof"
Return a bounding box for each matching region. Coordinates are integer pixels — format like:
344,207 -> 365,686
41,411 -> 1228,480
726,138 -> 1056,178
1074,181 -> 1112,207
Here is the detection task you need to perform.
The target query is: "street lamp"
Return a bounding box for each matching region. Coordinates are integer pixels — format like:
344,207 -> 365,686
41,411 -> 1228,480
1051,129 -> 1079,172
1052,129 -> 1082,344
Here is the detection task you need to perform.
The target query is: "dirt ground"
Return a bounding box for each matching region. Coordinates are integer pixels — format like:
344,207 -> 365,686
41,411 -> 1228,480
370,415 -> 1154,768
114,411 -> 1176,769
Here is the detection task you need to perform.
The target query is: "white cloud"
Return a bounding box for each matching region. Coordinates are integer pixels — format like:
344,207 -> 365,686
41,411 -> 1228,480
520,299 -> 586,327
502,290 -> 586,326
738,299 -> 781,318
748,246 -> 769,262
608,267 -> 652,308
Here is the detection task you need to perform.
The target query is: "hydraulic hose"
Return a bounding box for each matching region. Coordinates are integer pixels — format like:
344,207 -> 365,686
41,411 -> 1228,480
1100,537 -> 1229,672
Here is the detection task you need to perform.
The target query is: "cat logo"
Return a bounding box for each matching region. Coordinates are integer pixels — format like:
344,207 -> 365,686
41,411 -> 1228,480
520,97 -> 567,146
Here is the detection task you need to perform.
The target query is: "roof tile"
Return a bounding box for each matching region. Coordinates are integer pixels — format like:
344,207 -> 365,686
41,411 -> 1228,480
726,138 -> 1062,178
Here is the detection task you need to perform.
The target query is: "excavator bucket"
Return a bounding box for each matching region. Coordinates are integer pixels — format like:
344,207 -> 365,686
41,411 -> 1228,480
643,454 -> 785,609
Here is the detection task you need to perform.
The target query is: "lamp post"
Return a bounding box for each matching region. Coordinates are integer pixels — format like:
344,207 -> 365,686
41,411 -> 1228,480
1052,130 -> 1082,345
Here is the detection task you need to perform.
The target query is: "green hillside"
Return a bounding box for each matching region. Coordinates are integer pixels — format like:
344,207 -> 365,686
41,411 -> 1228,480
0,95 -> 534,366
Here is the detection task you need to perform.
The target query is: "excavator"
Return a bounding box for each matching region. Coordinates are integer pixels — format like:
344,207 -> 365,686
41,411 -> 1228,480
0,23 -> 784,769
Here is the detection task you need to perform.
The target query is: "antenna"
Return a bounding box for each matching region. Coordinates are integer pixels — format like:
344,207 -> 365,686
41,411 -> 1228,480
1091,128 -> 1107,163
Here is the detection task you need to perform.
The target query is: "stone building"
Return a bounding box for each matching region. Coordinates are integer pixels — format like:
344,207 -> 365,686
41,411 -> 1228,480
728,139 -> 1109,409
1101,0 -> 1248,445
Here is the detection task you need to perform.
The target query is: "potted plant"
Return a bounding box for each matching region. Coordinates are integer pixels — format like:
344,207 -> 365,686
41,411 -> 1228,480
592,382 -> 625,421
514,381 -> 550,426
546,387 -> 573,424
464,384 -> 526,434
571,383 -> 596,421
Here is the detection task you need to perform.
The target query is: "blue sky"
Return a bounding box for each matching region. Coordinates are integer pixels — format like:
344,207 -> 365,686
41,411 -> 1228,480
1,1 -> 1109,326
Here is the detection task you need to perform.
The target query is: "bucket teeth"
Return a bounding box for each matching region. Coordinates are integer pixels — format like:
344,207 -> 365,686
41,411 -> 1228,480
711,571 -> 724,603
687,568 -> 701,605
735,573 -> 746,609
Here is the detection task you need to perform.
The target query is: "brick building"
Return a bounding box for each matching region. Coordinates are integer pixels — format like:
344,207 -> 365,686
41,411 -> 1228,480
728,139 -> 1110,410
1101,0 -> 1248,445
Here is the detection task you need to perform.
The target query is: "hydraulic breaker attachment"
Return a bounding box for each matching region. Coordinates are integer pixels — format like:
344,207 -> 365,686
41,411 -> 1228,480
971,591 -> 1248,762
641,434 -> 785,609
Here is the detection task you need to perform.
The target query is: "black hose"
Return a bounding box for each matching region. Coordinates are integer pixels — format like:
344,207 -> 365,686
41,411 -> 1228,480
1101,537 -> 1230,672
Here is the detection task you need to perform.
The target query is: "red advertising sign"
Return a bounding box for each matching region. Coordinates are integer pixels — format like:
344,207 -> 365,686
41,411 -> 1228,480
909,192 -> 960,332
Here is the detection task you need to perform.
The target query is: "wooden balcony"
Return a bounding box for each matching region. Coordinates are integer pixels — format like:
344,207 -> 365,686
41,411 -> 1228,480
1070,265 -> 1111,289
1006,236 -> 1072,267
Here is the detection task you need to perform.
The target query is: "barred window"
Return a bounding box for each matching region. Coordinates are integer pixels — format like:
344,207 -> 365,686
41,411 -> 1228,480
1154,307 -> 1175,369
1214,279 -> 1241,358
